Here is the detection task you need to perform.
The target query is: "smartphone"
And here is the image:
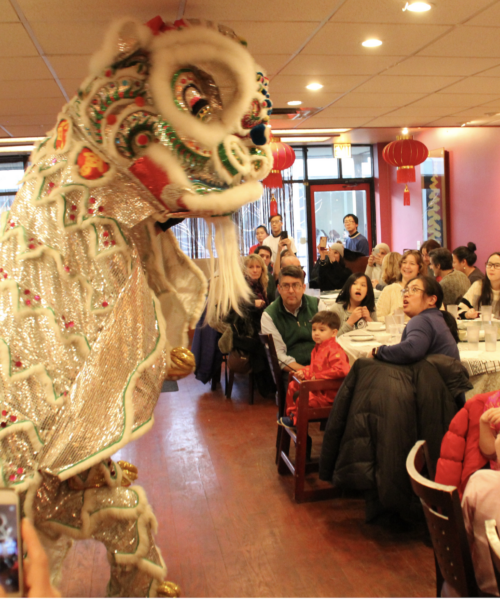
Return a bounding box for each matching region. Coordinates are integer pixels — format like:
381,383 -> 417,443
280,230 -> 288,240
372,247 -> 380,255
319,236 -> 327,249
0,489 -> 22,597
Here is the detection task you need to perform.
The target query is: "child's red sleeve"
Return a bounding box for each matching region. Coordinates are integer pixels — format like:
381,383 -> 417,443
312,350 -> 350,380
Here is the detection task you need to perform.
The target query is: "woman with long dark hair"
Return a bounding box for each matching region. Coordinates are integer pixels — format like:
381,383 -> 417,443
452,242 -> 484,285
332,273 -> 377,336
459,252 -> 500,319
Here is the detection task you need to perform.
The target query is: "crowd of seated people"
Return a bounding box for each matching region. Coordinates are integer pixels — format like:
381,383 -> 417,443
239,219 -> 500,592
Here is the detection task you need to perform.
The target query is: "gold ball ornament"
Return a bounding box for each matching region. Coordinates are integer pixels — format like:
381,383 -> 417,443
157,581 -> 181,598
166,347 -> 196,381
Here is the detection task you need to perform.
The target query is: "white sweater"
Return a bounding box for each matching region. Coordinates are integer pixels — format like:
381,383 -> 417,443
376,282 -> 410,323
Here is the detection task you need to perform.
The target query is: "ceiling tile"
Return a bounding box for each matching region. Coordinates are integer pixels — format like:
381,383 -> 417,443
439,77 -> 500,95
425,117 -> 468,126
409,93 -> 500,107
315,106 -> 389,118
466,3 -> 500,26
270,74 -> 368,94
296,116 -> 372,128
279,54 -> 405,76
354,75 -> 462,94
18,0 -> 177,23
48,55 -> 92,80
383,56 -> 500,77
0,80 -> 64,99
361,116 -> 420,127
419,26 -> 500,58
303,22 -> 450,56
185,0 -> 334,21
0,114 -> 57,126
384,106 -> 455,117
30,21 -> 108,55
60,79 -> 83,98
4,124 -> 52,137
476,64 -> 500,78
331,92 -> 427,108
268,91 -> 341,108
252,55 -> 289,76
218,21 -> 322,54
0,97 -> 64,116
0,57 -> 51,81
0,23 -> 38,57
332,0 -> 493,25
451,107 -> 498,117
0,0 -> 19,22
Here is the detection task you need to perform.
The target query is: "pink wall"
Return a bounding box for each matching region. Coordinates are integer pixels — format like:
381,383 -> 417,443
377,127 -> 500,267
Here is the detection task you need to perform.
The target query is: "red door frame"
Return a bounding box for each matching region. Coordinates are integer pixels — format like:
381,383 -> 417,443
310,182 -> 372,262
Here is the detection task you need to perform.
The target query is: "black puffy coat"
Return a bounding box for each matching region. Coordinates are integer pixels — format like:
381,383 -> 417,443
319,355 -> 472,515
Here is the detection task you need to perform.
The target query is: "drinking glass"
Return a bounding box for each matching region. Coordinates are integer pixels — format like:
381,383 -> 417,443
385,315 -> 395,327
388,324 -> 399,341
467,324 -> 481,351
447,305 -> 458,319
394,313 -> 404,327
482,305 -> 493,323
485,324 -> 498,352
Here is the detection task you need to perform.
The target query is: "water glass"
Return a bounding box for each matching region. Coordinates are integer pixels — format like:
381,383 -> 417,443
388,324 -> 399,341
447,304 -> 458,319
467,324 -> 481,351
482,305 -> 493,323
385,315 -> 395,327
394,313 -> 404,327
485,324 -> 498,352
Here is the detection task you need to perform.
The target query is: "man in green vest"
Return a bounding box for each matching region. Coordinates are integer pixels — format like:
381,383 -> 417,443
261,265 -> 327,374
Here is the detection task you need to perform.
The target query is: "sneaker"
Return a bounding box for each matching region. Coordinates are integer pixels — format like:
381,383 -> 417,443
277,416 -> 296,430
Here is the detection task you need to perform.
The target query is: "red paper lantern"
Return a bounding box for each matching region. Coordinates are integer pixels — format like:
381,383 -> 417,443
382,136 -> 428,205
262,140 -> 296,189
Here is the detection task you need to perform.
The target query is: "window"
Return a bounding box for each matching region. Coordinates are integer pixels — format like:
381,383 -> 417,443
341,145 -> 372,178
306,146 -> 339,179
0,158 -> 27,214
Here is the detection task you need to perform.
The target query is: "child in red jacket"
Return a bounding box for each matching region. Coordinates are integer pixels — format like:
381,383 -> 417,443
279,311 -> 350,428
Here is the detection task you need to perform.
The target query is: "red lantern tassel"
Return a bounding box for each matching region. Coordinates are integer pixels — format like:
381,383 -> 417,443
270,195 -> 278,217
403,184 -> 410,206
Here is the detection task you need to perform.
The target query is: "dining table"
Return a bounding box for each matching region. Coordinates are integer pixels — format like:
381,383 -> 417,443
336,327 -> 500,401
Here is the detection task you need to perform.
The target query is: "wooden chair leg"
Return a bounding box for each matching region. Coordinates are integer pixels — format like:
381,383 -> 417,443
211,362 -> 221,391
294,417 -> 308,503
249,372 -> 254,405
226,369 -> 234,399
275,425 -> 283,464
277,428 -> 291,475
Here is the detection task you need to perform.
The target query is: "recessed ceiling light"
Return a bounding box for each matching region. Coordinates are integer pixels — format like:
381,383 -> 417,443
287,100 -> 302,106
306,83 -> 323,91
362,39 -> 382,48
403,2 -> 432,12
283,136 -> 331,142
402,127 -> 409,134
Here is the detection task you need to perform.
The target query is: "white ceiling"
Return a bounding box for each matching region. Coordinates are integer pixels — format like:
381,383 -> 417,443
2,0 -> 500,139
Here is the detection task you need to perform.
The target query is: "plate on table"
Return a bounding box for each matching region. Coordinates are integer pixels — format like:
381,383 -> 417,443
348,333 -> 375,342
367,323 -> 386,332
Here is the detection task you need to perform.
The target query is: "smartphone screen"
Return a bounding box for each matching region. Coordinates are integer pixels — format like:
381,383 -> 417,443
0,490 -> 22,597
280,230 -> 288,240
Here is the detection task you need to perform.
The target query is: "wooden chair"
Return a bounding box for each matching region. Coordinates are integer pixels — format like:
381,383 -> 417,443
277,374 -> 340,503
485,519 -> 500,593
259,333 -> 286,462
224,358 -> 254,404
406,440 -> 480,597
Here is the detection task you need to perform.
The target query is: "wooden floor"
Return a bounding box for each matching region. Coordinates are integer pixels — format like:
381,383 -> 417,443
59,373 -> 435,598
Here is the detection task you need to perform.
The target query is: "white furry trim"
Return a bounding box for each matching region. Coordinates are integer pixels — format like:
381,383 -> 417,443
204,217 -> 252,322
149,28 -> 256,148
89,18 -> 153,77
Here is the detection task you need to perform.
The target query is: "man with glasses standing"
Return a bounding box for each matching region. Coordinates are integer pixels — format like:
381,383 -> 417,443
343,213 -> 369,256
263,213 -> 297,264
261,265 -> 326,374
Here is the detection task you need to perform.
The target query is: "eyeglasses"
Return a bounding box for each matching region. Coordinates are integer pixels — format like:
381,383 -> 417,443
401,286 -> 425,296
279,282 -> 302,291
486,262 -> 500,270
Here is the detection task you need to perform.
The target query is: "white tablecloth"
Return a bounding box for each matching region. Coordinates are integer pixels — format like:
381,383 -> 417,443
337,336 -> 500,400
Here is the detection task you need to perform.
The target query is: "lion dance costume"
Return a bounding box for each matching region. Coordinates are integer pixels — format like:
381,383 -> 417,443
0,15 -> 273,597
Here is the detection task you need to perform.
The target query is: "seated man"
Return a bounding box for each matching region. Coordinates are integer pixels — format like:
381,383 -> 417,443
261,265 -> 326,375
429,247 -> 470,307
254,245 -> 276,302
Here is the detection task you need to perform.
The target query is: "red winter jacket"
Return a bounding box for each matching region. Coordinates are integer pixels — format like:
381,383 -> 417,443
435,393 -> 491,498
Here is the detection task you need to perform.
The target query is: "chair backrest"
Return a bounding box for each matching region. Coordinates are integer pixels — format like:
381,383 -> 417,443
344,255 -> 369,275
406,440 -> 479,597
485,519 -> 500,593
259,333 -> 286,416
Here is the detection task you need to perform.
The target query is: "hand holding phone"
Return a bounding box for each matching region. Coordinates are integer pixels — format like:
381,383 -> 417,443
280,230 -> 288,241
319,236 -> 327,250
0,489 -> 22,597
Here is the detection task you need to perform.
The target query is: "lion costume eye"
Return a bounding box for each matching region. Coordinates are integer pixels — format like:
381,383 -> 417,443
172,68 -> 222,123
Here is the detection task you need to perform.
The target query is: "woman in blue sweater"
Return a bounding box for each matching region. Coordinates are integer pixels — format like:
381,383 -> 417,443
373,275 -> 459,364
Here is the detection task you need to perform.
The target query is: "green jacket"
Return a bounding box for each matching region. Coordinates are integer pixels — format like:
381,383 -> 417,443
264,294 -> 319,365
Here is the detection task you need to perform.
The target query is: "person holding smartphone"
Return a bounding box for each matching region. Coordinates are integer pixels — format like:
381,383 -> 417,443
365,243 -> 390,287
263,214 -> 297,264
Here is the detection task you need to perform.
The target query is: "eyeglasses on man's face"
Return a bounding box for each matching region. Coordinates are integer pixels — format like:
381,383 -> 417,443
401,286 -> 425,297
486,262 -> 500,270
279,282 -> 302,291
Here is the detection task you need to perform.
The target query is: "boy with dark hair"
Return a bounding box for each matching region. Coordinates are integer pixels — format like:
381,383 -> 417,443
279,310 -> 350,428
343,213 -> 369,256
